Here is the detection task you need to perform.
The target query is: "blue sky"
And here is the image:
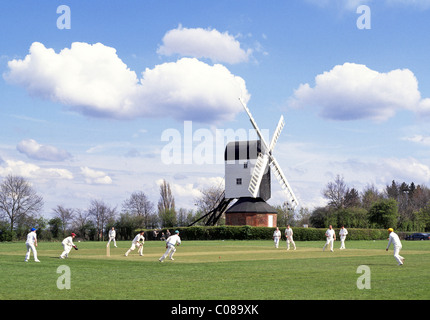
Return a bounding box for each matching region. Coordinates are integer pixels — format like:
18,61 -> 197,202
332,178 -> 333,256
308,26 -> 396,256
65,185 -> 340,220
1,0 -> 430,217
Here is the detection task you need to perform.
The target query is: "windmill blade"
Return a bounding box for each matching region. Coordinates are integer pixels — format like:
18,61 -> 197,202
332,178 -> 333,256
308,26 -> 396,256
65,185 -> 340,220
248,153 -> 270,198
239,98 -> 269,149
269,115 -> 285,152
269,155 -> 299,209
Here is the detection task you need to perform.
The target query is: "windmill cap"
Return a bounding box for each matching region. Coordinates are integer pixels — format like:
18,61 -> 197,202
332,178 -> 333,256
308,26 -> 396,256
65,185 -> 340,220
175,230 -> 179,234
71,233 -> 76,236
31,228 -> 36,231
387,228 -> 394,232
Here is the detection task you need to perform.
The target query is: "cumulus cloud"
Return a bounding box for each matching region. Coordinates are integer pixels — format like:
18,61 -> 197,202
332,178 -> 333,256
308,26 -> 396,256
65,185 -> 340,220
384,158 -> 430,181
289,63 -> 424,122
80,166 -> 112,185
0,159 -> 73,180
4,42 -> 249,123
157,25 -> 252,64
17,139 -> 72,161
402,134 -> 430,146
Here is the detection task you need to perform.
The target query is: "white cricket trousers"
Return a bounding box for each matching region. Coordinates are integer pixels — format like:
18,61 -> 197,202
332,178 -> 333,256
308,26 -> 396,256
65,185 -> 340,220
274,237 -> 280,248
159,244 -> 176,261
60,244 -> 73,258
107,236 -> 117,247
340,236 -> 346,249
286,237 -> 296,250
25,243 -> 38,261
323,238 -> 334,251
125,243 -> 143,256
393,245 -> 404,265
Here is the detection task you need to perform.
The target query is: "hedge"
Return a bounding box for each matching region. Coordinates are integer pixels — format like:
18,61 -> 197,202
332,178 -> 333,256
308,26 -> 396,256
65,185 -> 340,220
141,226 -> 392,241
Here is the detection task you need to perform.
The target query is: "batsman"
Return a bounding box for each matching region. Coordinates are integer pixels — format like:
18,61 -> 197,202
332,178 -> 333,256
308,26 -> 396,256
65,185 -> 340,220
125,231 -> 145,257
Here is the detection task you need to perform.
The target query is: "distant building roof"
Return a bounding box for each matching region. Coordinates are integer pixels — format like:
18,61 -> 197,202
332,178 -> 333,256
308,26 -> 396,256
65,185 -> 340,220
226,197 -> 277,214
224,140 -> 263,161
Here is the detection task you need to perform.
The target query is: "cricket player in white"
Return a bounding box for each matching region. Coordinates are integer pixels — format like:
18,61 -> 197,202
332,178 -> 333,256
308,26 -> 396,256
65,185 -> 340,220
107,227 -> 117,248
273,227 -> 281,248
323,225 -> 336,252
125,231 -> 145,256
25,228 -> 40,262
386,228 -> 404,266
60,233 -> 78,259
339,226 -> 348,249
284,225 -> 296,250
159,230 -> 181,262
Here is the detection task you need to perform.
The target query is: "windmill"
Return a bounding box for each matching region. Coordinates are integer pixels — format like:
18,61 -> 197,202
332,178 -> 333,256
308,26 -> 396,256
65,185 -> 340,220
238,98 -> 298,210
188,98 -> 298,227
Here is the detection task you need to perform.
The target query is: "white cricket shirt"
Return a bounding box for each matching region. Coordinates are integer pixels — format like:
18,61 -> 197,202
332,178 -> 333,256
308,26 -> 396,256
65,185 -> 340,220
326,229 -> 335,239
166,234 -> 181,246
387,232 -> 402,249
26,231 -> 37,244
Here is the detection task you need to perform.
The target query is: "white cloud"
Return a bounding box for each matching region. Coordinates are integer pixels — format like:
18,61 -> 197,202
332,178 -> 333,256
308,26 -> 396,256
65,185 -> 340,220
157,25 -> 252,64
17,139 -> 72,161
402,134 -> 430,146
0,159 -> 73,180
380,157 -> 430,182
289,63 -> 424,122
80,166 -> 112,185
4,42 -> 249,124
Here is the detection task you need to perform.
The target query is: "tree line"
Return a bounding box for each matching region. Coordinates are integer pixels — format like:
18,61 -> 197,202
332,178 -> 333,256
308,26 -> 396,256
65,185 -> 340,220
275,175 -> 430,232
0,175 -> 218,241
1,174 -> 430,241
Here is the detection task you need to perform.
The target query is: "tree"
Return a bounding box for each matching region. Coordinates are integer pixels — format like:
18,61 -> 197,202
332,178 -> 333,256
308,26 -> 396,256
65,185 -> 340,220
48,217 -> 63,239
335,207 -> 368,228
296,207 -> 311,227
71,209 -> 92,240
361,184 -> 383,210
122,191 -> 156,228
52,205 -> 75,238
275,202 -> 295,227
158,180 -> 176,228
88,200 -> 116,241
368,199 -> 398,229
322,174 -> 347,209
0,175 -> 43,234
309,206 -> 334,228
194,183 -> 225,225
344,188 -> 361,208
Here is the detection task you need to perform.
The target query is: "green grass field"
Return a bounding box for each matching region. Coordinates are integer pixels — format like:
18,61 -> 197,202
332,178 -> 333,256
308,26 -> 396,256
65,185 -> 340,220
1,239 -> 429,300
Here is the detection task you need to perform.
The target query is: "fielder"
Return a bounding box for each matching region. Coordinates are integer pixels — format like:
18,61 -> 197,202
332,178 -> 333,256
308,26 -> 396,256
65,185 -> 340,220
60,233 -> 78,259
25,228 -> 40,262
273,227 -> 281,248
159,230 -> 181,262
386,228 -> 405,266
339,225 -> 348,249
125,231 -> 145,256
107,227 -> 117,248
284,225 -> 296,250
323,225 -> 336,252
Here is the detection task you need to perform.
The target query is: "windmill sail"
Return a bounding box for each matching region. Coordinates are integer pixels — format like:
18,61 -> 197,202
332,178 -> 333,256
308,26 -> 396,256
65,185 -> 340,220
269,115 -> 284,152
269,155 -> 298,209
239,98 -> 269,148
239,97 -> 299,208
248,153 -> 270,198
